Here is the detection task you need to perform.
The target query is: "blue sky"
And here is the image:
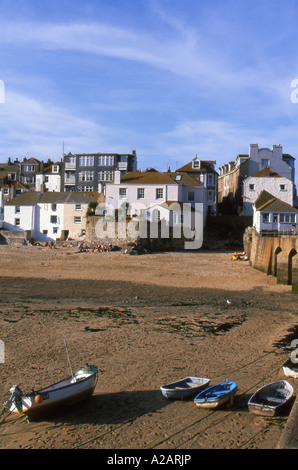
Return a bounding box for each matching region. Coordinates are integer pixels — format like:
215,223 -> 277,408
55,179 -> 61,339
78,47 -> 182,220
1,0 -> 298,184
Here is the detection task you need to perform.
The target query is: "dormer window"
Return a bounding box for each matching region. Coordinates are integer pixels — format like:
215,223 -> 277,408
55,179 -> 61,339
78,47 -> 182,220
192,158 -> 201,169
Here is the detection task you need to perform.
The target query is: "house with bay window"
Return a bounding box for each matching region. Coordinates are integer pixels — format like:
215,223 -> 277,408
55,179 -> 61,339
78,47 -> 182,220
253,190 -> 298,233
62,151 -> 137,192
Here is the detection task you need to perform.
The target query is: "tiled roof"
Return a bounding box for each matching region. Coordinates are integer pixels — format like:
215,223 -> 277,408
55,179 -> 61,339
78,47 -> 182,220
176,160 -> 217,174
120,171 -> 177,185
255,190 -> 298,213
251,168 -> 283,178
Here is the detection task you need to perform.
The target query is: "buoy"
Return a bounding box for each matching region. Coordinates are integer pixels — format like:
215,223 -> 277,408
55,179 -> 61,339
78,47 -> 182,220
34,394 -> 43,404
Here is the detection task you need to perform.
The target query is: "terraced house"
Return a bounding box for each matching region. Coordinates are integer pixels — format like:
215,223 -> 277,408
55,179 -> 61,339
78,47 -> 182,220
4,191 -> 103,241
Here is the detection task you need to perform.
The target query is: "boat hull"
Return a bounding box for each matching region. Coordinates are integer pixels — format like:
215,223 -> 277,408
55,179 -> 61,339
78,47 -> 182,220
248,380 -> 294,417
283,359 -> 298,379
8,366 -> 98,419
160,377 -> 210,400
194,380 -> 237,409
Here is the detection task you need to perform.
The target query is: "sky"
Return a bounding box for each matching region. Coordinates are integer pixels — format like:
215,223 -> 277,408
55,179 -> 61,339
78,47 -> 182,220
1,0 -> 298,185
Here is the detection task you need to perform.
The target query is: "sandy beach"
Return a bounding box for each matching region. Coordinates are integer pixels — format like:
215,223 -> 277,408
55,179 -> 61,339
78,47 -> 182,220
0,244 -> 297,450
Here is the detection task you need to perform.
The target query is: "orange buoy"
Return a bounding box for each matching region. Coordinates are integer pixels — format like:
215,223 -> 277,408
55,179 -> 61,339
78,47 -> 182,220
34,394 -> 43,404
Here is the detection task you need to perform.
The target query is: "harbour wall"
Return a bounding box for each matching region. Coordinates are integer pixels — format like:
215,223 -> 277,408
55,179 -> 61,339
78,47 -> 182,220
244,227 -> 298,293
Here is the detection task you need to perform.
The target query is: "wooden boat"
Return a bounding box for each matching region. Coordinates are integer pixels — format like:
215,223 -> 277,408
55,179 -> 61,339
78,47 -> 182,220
194,379 -> 237,409
248,380 -> 294,417
283,358 -> 298,379
3,365 -> 98,420
160,377 -> 210,400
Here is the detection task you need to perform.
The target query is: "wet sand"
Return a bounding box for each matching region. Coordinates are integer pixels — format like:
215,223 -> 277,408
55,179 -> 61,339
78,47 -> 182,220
0,244 -> 297,450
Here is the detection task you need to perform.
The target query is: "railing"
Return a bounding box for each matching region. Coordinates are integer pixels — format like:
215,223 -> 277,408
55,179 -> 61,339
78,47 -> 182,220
257,230 -> 298,237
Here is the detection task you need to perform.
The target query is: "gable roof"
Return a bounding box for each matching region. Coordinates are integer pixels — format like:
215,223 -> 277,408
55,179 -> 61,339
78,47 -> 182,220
255,190 -> 298,213
119,171 -> 177,185
176,159 -> 217,174
250,168 -> 283,178
5,191 -> 102,206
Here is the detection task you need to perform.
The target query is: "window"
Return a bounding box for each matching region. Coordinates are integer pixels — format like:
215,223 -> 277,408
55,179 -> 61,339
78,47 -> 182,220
43,230 -> 48,235
51,203 -> 57,211
24,165 -> 35,172
53,165 -> 59,173
3,188 -> 8,195
137,188 -> 145,199
98,155 -> 114,166
15,206 -> 20,213
208,191 -> 214,202
261,159 -> 270,167
68,155 -> 76,165
207,174 -> 214,185
174,213 -> 184,224
78,155 -> 94,166
45,176 -> 49,183
156,188 -> 163,199
119,188 -> 127,199
15,218 -> 20,226
74,216 -> 82,224
53,227 -> 58,234
262,213 -> 270,223
77,186 -> 93,192
75,204 -> 82,210
188,191 -> 195,202
98,171 -> 113,181
249,184 -> 255,191
280,184 -> 287,191
50,215 -> 58,223
79,171 -> 94,181
16,189 -> 21,195
280,213 -> 295,223
152,209 -> 160,222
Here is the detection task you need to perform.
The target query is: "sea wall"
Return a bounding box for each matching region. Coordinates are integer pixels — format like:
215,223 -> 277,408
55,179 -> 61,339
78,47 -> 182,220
244,227 -> 298,293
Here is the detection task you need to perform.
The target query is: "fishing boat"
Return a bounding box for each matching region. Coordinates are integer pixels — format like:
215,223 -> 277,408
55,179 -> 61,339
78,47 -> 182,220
2,364 -> 98,421
194,379 -> 237,409
248,380 -> 294,417
160,377 -> 210,400
283,358 -> 298,379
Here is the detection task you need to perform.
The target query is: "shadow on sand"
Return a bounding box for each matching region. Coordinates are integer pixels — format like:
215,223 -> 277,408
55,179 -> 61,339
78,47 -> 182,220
26,389 -> 170,425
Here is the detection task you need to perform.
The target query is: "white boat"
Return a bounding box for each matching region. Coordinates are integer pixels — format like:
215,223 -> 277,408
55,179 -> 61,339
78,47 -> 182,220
248,380 -> 294,417
194,379 -> 237,409
160,377 -> 210,400
283,358 -> 298,379
3,365 -> 98,421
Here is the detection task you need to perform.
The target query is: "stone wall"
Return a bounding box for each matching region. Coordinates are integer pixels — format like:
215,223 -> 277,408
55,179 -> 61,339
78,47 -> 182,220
0,229 -> 29,245
85,216 -> 196,252
244,227 -> 298,292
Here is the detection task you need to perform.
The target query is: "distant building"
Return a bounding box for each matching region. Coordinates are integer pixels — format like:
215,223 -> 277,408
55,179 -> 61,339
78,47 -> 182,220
35,162 -> 62,192
176,156 -> 218,215
4,191 -> 103,241
218,144 -> 296,215
61,151 -> 138,192
105,167 -> 207,227
20,157 -> 43,188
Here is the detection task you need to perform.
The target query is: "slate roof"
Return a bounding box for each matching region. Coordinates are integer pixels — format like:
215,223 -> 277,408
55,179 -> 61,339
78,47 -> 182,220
5,191 -> 102,206
255,190 -> 298,213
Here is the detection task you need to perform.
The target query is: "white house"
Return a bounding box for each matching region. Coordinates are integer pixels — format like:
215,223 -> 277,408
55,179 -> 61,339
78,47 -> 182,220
35,162 -> 62,192
4,191 -> 101,241
176,156 -> 218,215
104,169 -> 207,227
243,167 -> 294,216
253,190 -> 298,233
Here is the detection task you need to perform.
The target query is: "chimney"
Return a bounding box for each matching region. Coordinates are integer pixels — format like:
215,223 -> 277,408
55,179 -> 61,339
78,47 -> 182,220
264,166 -> 270,177
114,170 -> 121,184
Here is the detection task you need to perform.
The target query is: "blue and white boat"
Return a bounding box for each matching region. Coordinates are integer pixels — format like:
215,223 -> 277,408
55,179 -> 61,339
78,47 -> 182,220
194,379 -> 237,409
160,377 -> 210,400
